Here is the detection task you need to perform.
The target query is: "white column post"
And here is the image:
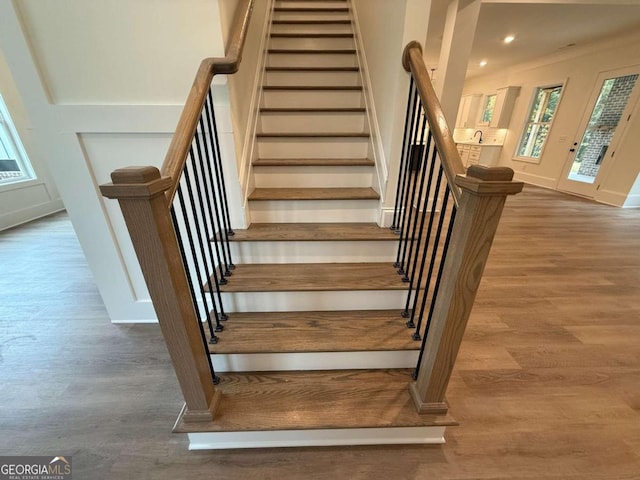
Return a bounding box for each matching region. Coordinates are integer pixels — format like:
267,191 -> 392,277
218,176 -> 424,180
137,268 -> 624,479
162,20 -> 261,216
433,0 -> 482,126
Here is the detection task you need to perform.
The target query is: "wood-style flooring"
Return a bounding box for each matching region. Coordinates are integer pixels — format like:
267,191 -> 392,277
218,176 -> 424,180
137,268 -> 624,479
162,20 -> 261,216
1,185 -> 640,479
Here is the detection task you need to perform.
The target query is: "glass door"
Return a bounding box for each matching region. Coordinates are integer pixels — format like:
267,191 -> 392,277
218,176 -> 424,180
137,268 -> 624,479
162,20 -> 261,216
557,68 -> 639,198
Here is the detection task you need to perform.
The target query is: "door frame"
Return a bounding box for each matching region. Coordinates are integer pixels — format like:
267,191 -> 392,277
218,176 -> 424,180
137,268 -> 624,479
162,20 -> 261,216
556,65 -> 640,198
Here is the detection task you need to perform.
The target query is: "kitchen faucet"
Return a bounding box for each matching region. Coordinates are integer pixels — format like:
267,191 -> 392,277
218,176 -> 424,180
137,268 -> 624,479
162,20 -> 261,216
473,130 -> 483,144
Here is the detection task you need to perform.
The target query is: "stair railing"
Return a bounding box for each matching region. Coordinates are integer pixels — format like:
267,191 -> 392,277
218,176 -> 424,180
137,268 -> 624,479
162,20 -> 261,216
100,0 -> 254,424
395,41 -> 523,414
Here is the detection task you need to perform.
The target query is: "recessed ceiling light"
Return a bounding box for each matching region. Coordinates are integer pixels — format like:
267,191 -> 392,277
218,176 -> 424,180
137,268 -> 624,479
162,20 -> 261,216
480,60 -> 488,67
504,35 -> 515,44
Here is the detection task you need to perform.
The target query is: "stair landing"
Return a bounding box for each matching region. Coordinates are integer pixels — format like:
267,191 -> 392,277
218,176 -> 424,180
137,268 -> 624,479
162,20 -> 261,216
174,369 -> 457,449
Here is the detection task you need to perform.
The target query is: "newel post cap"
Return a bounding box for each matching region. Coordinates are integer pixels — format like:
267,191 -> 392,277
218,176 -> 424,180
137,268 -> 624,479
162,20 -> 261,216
455,165 -> 524,196
100,166 -> 173,200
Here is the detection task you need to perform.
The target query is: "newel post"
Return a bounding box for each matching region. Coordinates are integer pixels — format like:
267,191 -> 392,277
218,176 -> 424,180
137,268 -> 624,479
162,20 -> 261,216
100,166 -> 220,422
410,165 -> 523,414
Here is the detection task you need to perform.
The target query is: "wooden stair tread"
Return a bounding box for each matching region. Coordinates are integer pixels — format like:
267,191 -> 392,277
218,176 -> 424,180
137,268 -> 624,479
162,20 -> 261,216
231,222 -> 397,241
274,7 -> 350,12
210,310 -> 417,354
260,107 -> 365,113
248,187 -> 379,201
270,33 -> 354,38
216,262 -> 405,292
174,369 -> 457,433
263,85 -> 362,91
272,20 -> 351,24
253,158 -> 373,166
256,132 -> 369,138
268,48 -> 356,54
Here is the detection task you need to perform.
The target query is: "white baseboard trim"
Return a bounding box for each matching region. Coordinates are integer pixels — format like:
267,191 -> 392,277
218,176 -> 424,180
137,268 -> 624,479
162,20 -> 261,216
380,207 -> 398,228
512,171 -> 557,189
623,193 -> 640,208
0,199 -> 65,232
187,426 -> 446,450
214,350 -> 418,372
595,188 -> 626,207
111,318 -> 158,324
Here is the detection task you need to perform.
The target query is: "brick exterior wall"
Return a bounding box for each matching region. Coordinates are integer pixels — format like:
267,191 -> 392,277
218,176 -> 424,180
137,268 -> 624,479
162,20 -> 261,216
577,74 -> 638,177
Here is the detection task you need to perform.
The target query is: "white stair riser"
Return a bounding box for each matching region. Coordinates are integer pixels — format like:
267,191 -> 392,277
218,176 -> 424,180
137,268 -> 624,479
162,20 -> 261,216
230,239 -> 396,263
221,289 -> 406,312
257,137 -> 368,158
264,70 -> 360,86
270,24 -> 353,34
262,89 -> 363,108
187,427 -> 446,450
260,111 -> 366,132
268,53 -> 357,68
272,12 -> 350,22
213,350 -> 418,373
249,199 -> 379,223
253,165 -> 373,188
269,36 -> 354,50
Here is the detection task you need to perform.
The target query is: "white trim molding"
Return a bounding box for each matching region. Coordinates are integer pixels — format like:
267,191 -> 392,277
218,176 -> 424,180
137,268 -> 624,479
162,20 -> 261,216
187,426 -> 447,450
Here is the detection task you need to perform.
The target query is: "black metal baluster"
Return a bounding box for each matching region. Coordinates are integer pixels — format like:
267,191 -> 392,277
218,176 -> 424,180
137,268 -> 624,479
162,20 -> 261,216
398,107 -> 428,278
197,112 -> 230,286
400,127 -> 431,282
180,163 -> 222,336
411,169 -> 448,341
402,134 -> 437,321
423,195 -> 456,338
413,194 -> 457,380
207,90 -> 236,270
393,83 -> 420,267
173,184 -> 218,343
188,144 -> 226,330
391,76 -> 416,231
203,94 -> 234,277
402,152 -> 441,328
170,203 -> 219,384
394,92 -> 422,269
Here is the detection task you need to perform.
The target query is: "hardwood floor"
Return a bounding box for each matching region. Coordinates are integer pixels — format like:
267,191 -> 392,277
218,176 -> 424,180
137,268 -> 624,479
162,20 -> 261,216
1,185 -> 640,479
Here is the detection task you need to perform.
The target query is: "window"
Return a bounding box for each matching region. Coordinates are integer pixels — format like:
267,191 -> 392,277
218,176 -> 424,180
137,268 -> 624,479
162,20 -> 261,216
0,95 -> 35,186
517,85 -> 563,159
480,94 -> 496,124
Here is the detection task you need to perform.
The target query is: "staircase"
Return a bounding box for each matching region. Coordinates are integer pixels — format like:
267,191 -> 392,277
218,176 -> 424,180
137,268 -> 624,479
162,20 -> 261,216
100,0 -> 523,452
171,0 -> 457,449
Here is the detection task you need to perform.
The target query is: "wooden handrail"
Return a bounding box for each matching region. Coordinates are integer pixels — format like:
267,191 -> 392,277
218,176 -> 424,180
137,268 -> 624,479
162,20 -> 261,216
402,41 -> 465,206
161,0 -> 255,204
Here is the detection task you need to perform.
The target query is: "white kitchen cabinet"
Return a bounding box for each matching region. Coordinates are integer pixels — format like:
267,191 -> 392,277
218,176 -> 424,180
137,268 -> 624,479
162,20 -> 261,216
489,86 -> 520,128
456,144 -> 501,168
455,94 -> 482,128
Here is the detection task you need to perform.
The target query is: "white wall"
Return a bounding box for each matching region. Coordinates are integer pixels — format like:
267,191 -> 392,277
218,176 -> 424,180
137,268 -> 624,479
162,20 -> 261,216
0,0 -> 238,321
0,50 -> 63,230
352,0 -> 432,224
461,29 -> 640,206
221,0 -> 273,219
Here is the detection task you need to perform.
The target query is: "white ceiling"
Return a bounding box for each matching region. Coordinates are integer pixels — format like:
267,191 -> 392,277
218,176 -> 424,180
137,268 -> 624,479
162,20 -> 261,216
423,0 -> 640,79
